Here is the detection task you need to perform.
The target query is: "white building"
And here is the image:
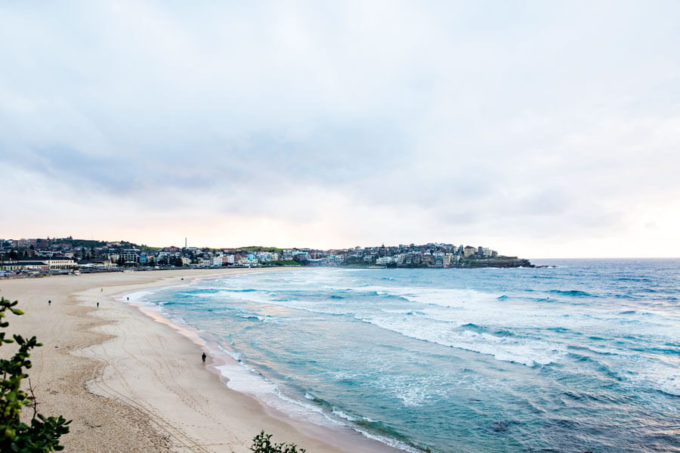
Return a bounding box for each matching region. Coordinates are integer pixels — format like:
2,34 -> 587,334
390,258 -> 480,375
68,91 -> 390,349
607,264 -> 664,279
376,256 -> 394,266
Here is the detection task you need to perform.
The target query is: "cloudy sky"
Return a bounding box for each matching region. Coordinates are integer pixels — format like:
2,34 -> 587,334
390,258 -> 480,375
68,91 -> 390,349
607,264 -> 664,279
1,1 -> 679,257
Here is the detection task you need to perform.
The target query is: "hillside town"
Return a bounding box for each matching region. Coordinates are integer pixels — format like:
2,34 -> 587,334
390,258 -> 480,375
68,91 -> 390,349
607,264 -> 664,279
0,237 -> 533,277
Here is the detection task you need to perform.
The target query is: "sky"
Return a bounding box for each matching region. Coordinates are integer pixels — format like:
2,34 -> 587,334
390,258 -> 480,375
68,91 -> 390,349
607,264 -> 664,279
1,1 -> 679,258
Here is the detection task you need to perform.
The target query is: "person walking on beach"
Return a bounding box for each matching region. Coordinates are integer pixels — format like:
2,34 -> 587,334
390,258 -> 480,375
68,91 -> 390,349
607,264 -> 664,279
48,299 -> 51,306
96,302 -> 99,308
202,352 -> 207,363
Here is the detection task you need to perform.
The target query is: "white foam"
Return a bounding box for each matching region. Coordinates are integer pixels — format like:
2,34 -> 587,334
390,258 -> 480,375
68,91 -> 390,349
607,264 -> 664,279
331,407 -> 358,422
652,373 -> 680,396
213,358 -> 419,452
619,355 -> 680,397
215,363 -> 278,395
362,315 -> 566,367
191,279 -> 571,367
121,289 -> 158,304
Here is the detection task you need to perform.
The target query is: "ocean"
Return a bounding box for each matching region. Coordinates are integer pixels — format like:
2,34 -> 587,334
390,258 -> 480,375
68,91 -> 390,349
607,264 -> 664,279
129,259 -> 680,452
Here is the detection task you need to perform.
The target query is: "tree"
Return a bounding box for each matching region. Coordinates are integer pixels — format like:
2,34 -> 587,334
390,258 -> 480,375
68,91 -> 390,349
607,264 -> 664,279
250,431 -> 305,453
0,297 -> 71,451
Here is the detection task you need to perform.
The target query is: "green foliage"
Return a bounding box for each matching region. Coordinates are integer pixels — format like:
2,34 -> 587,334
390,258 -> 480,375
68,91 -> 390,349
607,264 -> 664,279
250,431 -> 305,453
68,239 -> 107,248
260,260 -> 301,267
241,246 -> 284,253
0,297 -> 71,452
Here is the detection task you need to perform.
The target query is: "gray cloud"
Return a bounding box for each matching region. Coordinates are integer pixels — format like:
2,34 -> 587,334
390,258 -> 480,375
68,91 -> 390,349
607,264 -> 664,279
1,1 -> 679,256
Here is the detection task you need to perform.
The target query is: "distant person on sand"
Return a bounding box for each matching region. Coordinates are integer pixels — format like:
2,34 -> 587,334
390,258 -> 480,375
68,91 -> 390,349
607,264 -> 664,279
202,352 -> 207,363
48,300 -> 51,306
96,302 -> 99,308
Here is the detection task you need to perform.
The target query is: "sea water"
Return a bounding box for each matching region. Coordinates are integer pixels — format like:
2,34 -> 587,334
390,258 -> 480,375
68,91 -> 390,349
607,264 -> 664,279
133,260 -> 680,452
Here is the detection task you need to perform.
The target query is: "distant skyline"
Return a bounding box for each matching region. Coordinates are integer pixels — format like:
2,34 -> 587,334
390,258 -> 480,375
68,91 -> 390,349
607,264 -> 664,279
1,1 -> 679,258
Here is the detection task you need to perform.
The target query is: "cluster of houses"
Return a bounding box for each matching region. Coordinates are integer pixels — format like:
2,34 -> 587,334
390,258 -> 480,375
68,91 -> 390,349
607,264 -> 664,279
0,237 -> 529,277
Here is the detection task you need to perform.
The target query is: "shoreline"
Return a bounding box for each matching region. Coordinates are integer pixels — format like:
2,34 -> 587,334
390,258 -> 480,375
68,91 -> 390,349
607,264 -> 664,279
0,269 -> 400,452
120,274 -> 419,453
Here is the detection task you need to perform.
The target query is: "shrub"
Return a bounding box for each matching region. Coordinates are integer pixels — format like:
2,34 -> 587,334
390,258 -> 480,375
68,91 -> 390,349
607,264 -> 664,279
0,297 -> 71,451
250,430 -> 306,453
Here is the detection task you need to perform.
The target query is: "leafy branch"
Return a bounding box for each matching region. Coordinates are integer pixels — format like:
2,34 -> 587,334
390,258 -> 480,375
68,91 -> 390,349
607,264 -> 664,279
0,297 -> 71,452
250,430 -> 306,453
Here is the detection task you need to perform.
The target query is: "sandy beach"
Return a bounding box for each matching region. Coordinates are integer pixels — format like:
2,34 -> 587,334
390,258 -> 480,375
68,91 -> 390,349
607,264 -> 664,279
0,269 -> 399,453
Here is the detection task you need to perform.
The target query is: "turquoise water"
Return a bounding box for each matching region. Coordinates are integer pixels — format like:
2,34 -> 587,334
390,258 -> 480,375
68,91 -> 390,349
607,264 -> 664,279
136,260 -> 680,452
